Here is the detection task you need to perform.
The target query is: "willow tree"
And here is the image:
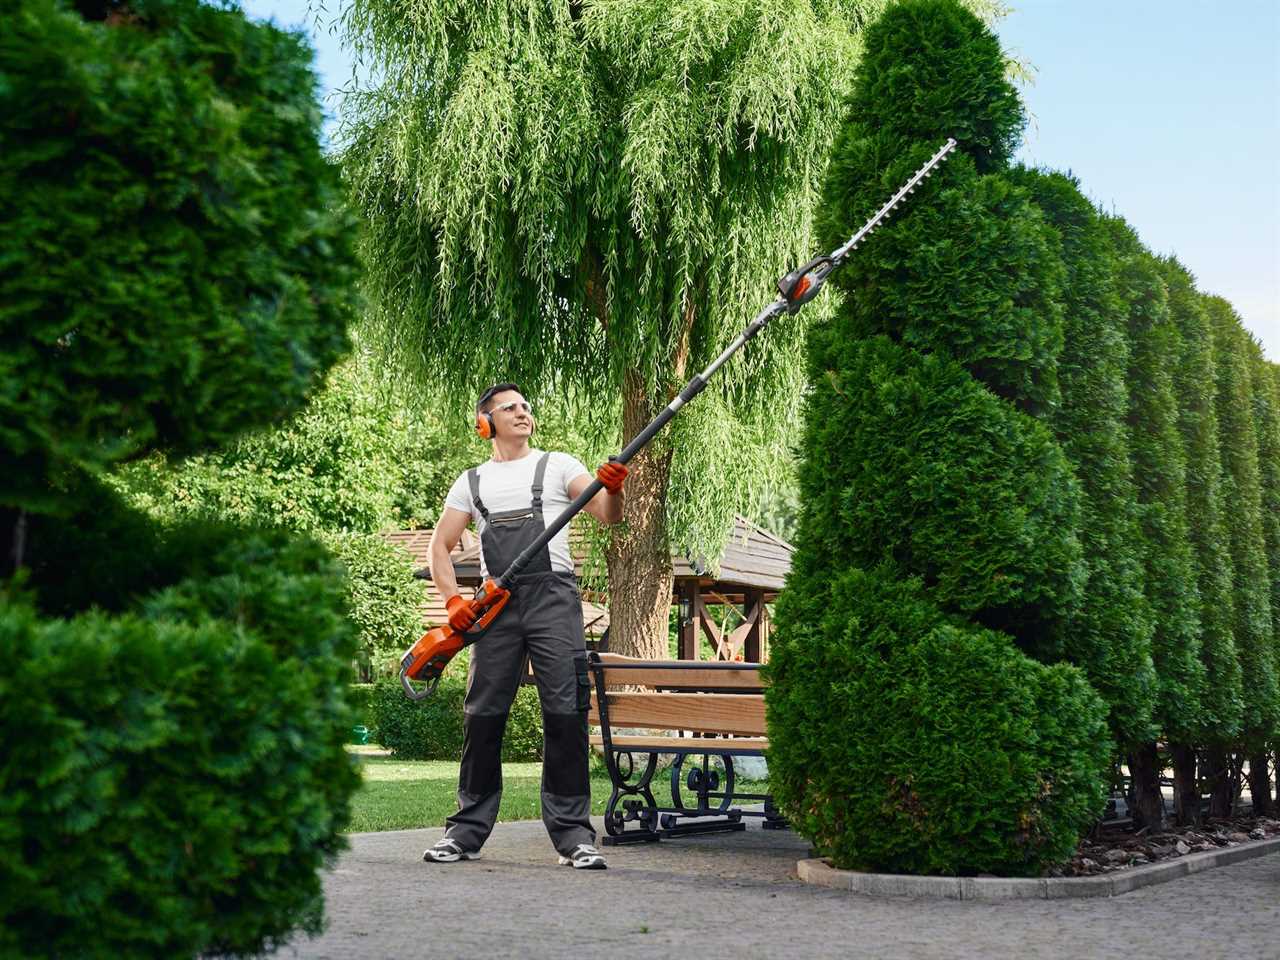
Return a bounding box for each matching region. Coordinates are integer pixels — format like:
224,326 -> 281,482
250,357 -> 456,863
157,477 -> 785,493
337,0 -> 1003,656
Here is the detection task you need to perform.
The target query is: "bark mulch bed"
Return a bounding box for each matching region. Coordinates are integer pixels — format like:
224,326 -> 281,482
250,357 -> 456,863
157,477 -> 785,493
1051,815 -> 1280,877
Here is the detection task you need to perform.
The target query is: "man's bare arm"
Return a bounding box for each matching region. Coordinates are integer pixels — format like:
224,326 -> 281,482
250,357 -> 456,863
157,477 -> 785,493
429,507 -> 472,599
569,472 -> 623,525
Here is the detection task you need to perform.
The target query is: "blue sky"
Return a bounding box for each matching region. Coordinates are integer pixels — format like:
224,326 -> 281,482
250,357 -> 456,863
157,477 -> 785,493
243,1 -> 1280,359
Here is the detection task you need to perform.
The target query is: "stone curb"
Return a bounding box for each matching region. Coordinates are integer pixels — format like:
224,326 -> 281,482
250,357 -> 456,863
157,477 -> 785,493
796,835 -> 1280,900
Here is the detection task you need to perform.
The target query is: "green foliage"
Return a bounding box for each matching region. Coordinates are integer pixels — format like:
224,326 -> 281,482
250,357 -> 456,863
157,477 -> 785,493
1105,217 -> 1202,744
1207,296 -> 1279,746
349,683 -> 377,727
795,332 -> 1084,654
326,531 -> 427,674
816,0 -> 1060,416
1162,259 -> 1243,743
766,568 -> 1110,876
772,0 -> 1102,876
1009,169 -> 1156,747
847,0 -> 1025,172
0,528 -> 360,959
370,651 -> 544,761
0,0 -> 357,512
1254,350 -> 1280,669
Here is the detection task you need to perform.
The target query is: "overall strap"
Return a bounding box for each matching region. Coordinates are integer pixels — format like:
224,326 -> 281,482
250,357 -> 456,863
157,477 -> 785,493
530,452 -> 551,510
467,468 -> 490,521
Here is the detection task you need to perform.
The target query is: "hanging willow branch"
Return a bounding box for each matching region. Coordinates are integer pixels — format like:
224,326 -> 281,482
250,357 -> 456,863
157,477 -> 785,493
338,0 -> 1002,562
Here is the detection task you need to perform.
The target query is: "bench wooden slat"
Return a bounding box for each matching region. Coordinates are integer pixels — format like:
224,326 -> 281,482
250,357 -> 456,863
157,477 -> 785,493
592,691 -> 766,736
592,653 -> 765,691
589,734 -> 768,755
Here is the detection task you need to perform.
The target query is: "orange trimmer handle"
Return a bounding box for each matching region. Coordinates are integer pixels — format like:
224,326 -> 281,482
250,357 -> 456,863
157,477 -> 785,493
463,580 -> 511,641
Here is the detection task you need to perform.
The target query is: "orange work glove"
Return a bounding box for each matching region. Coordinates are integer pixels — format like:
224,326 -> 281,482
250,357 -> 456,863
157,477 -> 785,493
445,594 -> 478,633
596,459 -> 628,495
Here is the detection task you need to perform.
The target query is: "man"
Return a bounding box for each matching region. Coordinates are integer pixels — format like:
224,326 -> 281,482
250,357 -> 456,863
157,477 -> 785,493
423,383 -> 626,870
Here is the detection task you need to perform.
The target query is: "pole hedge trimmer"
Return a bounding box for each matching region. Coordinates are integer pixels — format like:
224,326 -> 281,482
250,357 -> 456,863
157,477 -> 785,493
399,138 -> 957,700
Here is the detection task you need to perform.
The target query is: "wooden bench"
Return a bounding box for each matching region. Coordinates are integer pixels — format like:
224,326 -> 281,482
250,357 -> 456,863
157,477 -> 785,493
586,651 -> 787,844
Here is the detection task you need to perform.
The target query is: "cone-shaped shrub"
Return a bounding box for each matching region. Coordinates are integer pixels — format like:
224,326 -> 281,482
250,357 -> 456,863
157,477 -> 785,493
1249,345 -> 1280,664
1206,296 -> 1279,748
1011,170 -> 1156,748
768,0 -> 1106,875
1163,260 -> 1243,746
1105,219 -> 1203,745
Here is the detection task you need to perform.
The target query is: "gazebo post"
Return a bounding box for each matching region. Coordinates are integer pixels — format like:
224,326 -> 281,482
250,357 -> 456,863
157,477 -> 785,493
743,588 -> 763,663
676,578 -> 700,660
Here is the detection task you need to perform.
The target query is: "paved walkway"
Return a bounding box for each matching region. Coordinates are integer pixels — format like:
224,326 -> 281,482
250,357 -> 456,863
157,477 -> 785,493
280,817 -> 1280,960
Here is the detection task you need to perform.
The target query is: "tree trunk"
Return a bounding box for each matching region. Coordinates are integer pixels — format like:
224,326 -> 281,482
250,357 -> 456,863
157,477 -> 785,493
1246,750 -> 1274,816
6,507 -> 26,578
1203,745 -> 1234,818
605,370 -> 675,660
1127,741 -> 1165,831
1169,742 -> 1201,826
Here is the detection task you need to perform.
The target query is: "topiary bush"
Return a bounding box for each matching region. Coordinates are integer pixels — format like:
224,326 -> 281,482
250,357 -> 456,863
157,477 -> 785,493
767,568 -> 1110,876
768,0 -> 1108,876
0,0 -> 362,953
0,528 -> 360,960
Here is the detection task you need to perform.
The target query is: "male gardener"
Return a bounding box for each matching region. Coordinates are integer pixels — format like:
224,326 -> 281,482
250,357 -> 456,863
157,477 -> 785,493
423,383 -> 626,870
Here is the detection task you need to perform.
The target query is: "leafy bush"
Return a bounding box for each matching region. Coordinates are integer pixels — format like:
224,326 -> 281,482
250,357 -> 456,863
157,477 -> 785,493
325,531 -> 428,675
0,0 -> 356,511
349,683 -> 377,728
370,652 -> 544,761
767,568 -> 1110,876
0,529 -> 360,959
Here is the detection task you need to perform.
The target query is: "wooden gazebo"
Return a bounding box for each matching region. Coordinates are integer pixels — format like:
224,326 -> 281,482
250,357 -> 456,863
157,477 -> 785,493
382,515 -> 792,663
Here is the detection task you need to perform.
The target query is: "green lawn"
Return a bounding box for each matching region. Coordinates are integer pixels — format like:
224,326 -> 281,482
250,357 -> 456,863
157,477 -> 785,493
345,747 -> 768,833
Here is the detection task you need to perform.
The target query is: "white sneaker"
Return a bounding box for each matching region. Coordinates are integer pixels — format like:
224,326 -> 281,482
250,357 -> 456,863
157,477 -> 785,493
423,838 -> 478,863
558,843 -> 607,870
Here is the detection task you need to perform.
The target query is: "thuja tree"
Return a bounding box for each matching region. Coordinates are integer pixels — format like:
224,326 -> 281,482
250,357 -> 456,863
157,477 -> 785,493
1162,256 -> 1243,823
1246,338 -> 1280,815
337,0 -> 1003,657
1106,217 -> 1203,829
0,1 -> 360,955
767,0 -> 1109,876
1206,295 -> 1279,815
1009,170 -> 1156,760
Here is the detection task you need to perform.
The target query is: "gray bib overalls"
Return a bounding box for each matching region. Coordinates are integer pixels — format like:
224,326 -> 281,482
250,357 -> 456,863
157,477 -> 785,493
444,453 -> 595,855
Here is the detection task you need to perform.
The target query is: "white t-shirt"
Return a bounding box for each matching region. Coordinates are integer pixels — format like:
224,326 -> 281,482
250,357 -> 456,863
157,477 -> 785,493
444,449 -> 590,577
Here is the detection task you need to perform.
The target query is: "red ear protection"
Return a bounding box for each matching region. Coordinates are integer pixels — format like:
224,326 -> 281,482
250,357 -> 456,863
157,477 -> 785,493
475,411 -> 495,439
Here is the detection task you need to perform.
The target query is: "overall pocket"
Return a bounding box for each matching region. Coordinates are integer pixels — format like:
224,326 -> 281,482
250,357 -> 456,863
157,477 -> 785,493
574,650 -> 591,713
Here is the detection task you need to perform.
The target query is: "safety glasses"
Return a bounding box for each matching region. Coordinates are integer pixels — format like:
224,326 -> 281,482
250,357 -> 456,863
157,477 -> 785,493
492,400 -> 532,415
